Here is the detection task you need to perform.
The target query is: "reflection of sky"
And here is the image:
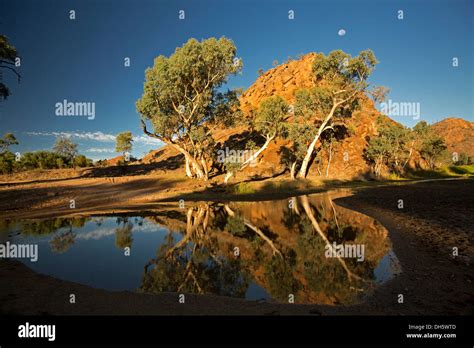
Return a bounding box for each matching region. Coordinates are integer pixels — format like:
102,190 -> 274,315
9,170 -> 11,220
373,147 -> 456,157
75,221 -> 166,241
9,217 -> 178,291
374,250 -> 402,284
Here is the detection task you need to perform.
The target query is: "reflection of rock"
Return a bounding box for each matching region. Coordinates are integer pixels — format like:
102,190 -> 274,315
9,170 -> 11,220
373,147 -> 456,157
141,192 -> 395,305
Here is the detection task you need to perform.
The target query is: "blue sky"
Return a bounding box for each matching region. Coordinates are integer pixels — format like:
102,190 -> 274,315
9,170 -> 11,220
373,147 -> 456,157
1,0 -> 472,160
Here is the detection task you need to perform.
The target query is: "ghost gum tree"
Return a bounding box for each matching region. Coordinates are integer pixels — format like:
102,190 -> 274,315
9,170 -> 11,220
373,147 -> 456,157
224,95 -> 289,183
296,50 -> 378,178
136,37 -> 242,180
283,122 -> 316,179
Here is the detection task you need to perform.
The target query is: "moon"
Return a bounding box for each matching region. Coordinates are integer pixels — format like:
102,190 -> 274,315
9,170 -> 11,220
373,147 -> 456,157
338,29 -> 346,36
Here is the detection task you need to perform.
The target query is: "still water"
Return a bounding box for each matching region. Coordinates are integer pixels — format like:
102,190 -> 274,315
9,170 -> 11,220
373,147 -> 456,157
0,191 -> 401,305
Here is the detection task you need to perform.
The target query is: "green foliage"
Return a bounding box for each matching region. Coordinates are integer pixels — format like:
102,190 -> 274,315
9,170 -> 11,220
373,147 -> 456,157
223,160 -> 242,173
19,151 -> 69,170
254,95 -> 289,138
366,121 -> 412,176
454,152 -> 473,165
136,37 -> 241,141
0,150 -> 93,173
419,136 -> 447,169
229,182 -> 256,195
73,154 -> 93,168
53,137 -> 78,160
413,121 -> 447,169
449,164 -> 474,175
313,49 -> 377,89
283,122 -> 317,164
0,151 -> 16,174
0,133 -> 19,152
115,131 -> 133,153
136,37 -> 243,179
0,35 -> 20,100
245,139 -> 258,150
407,165 -> 474,179
264,256 -> 301,302
294,87 -> 332,120
225,215 -> 247,236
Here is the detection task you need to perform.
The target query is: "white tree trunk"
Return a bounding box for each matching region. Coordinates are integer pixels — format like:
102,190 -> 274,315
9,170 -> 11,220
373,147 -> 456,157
168,142 -> 206,179
224,205 -> 282,257
290,161 -> 297,180
224,171 -> 234,184
223,134 -> 274,184
300,196 -> 362,282
325,142 -> 332,177
185,156 -> 193,178
241,134 -> 274,168
298,103 -> 338,178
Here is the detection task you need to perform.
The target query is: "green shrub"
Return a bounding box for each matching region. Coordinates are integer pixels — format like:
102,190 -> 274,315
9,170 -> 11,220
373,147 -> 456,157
0,151 -> 16,174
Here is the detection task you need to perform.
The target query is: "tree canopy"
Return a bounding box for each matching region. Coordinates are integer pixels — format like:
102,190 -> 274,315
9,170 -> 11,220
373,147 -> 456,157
53,137 -> 78,160
0,133 -> 18,152
115,131 -> 133,153
0,35 -> 21,100
136,37 -> 242,180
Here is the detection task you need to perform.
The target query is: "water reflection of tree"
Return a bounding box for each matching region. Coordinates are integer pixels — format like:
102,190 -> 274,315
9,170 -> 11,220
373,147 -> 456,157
140,204 -> 249,298
264,256 -> 301,302
115,222 -> 133,249
49,230 -> 76,254
140,195 -> 387,304
113,217 -> 134,249
20,217 -> 88,236
47,219 -> 85,253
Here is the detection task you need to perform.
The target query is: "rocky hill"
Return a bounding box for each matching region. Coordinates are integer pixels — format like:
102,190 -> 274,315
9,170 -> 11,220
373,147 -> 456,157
141,55 -> 473,181
234,54 -> 382,180
432,117 -> 474,157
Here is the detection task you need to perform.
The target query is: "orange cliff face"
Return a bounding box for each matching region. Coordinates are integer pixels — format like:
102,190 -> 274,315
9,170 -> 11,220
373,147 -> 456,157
240,53 -> 317,114
432,117 -> 474,157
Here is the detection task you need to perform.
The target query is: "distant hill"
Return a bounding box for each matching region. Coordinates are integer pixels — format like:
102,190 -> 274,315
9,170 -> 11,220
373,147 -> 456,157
432,118 -> 474,156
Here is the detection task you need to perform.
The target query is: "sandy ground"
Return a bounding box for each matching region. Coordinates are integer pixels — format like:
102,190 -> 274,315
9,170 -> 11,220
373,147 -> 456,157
0,172 -> 473,315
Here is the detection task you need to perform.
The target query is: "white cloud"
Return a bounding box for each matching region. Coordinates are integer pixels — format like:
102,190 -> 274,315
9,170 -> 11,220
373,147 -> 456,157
133,135 -> 162,146
26,131 -> 116,142
86,147 -> 115,153
26,131 -> 163,146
